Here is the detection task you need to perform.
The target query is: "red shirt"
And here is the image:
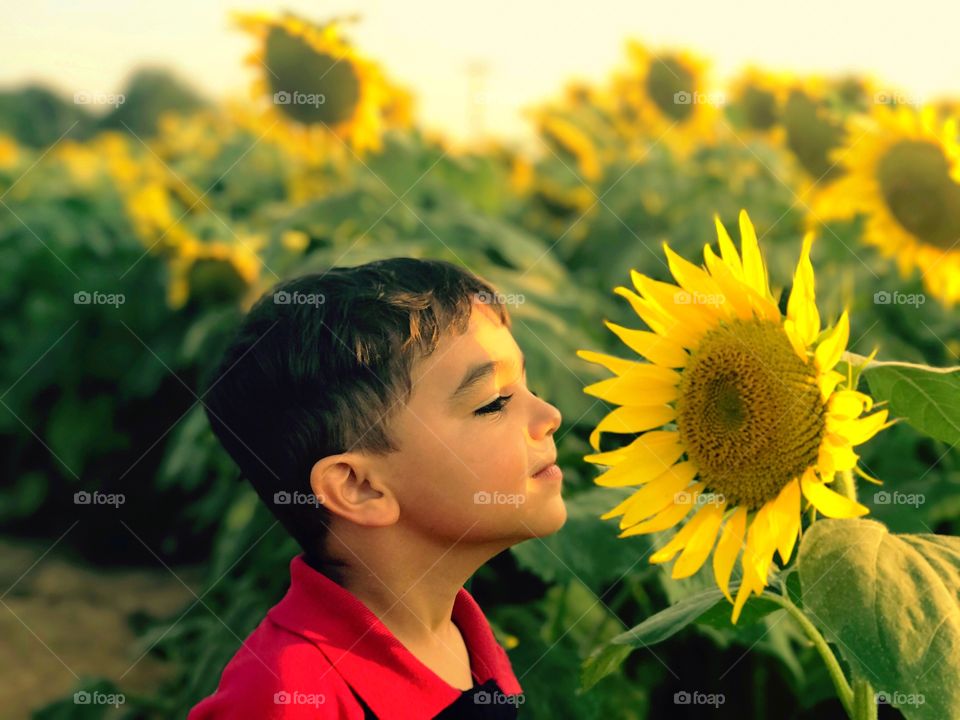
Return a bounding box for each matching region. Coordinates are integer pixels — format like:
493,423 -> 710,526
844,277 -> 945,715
187,555 -> 523,719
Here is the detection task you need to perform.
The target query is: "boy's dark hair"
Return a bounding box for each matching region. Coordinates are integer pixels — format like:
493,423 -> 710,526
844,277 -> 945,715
201,258 -> 511,568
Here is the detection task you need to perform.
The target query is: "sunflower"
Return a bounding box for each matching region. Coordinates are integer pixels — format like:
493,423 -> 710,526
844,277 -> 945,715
817,104 -> 960,307
578,210 -> 890,622
724,68 -> 789,144
233,11 -> 394,156
167,237 -> 262,309
0,134 -> 21,170
533,113 -> 603,182
609,41 -> 720,157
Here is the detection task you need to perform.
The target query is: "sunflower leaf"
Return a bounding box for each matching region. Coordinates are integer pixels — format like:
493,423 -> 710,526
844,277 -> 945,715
798,518 -> 960,720
862,362 -> 960,444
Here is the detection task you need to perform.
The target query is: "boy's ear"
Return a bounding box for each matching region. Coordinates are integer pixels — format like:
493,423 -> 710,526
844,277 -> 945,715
309,453 -> 400,528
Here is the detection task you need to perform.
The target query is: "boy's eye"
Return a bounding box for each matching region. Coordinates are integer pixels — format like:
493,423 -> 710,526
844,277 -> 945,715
474,394 -> 514,416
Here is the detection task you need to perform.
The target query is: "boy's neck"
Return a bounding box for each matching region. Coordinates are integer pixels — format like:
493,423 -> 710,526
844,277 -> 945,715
311,529 -> 507,646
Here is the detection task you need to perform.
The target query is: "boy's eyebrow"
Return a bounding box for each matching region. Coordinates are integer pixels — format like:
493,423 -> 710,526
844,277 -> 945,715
449,352 -> 526,403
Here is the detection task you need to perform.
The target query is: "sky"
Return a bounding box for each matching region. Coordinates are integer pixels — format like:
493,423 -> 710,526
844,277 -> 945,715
4,0 -> 958,142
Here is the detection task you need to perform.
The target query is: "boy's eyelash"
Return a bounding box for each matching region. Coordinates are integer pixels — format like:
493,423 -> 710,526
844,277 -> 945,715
474,394 -> 514,416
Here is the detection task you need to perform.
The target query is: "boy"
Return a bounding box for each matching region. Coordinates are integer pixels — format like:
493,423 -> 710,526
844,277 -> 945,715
188,258 -> 566,718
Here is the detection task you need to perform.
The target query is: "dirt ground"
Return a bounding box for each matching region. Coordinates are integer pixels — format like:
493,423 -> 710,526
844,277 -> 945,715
0,538 -> 200,719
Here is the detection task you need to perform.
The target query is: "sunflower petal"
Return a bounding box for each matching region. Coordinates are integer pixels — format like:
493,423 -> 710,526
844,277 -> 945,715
770,477 -> 801,564
672,502 -> 725,578
801,472 -> 869,518
619,482 -> 704,536
583,367 -> 679,406
738,209 -> 770,297
649,504 -> 711,564
587,431 -> 683,478
589,405 -> 677,451
713,506 -> 747,603
713,214 -> 744,280
786,231 -> 820,346
576,349 -> 642,376
619,462 -> 699,528
815,310 -> 850,372
602,322 -> 688,367
829,409 -> 889,447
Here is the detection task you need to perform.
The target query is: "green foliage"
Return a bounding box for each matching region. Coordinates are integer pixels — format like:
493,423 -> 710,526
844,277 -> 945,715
799,518 -> 960,720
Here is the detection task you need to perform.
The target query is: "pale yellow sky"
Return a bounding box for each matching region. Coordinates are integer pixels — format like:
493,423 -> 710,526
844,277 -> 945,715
4,0 -> 958,142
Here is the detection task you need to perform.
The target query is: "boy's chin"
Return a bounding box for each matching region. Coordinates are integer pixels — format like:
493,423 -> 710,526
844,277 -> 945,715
520,495 -> 568,538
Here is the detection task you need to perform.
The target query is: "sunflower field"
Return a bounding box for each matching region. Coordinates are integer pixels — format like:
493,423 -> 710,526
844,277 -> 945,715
2,9 -> 960,720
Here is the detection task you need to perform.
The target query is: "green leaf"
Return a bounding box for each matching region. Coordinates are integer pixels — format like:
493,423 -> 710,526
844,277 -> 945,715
581,643 -> 633,691
610,587 -> 781,648
799,518 -> 960,720
863,362 -> 960,444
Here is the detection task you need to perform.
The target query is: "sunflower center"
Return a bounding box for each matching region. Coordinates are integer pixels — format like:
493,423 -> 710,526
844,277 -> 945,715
876,140 -> 960,249
783,90 -> 845,181
645,56 -> 695,122
740,86 -> 777,130
265,26 -> 361,126
676,319 -> 826,510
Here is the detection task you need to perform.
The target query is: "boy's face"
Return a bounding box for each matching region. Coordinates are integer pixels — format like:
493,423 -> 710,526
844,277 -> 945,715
377,301 -> 566,547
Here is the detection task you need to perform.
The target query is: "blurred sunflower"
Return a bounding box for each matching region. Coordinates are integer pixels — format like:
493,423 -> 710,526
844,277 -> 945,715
167,237 -> 262,309
578,210 -> 890,622
725,68 -> 789,144
534,113 -> 603,182
233,11 -> 397,156
0,134 -> 21,170
610,41 -> 719,156
818,104 -> 960,307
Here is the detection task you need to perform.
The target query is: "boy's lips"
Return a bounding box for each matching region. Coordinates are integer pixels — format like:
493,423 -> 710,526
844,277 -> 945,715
531,455 -> 561,481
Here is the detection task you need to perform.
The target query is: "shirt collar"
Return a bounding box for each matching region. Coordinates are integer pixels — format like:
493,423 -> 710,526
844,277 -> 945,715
268,554 -> 522,718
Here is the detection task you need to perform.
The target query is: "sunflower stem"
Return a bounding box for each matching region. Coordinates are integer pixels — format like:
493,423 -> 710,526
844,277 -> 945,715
835,468 -> 858,503
763,592 -> 855,717
852,674 -> 878,720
